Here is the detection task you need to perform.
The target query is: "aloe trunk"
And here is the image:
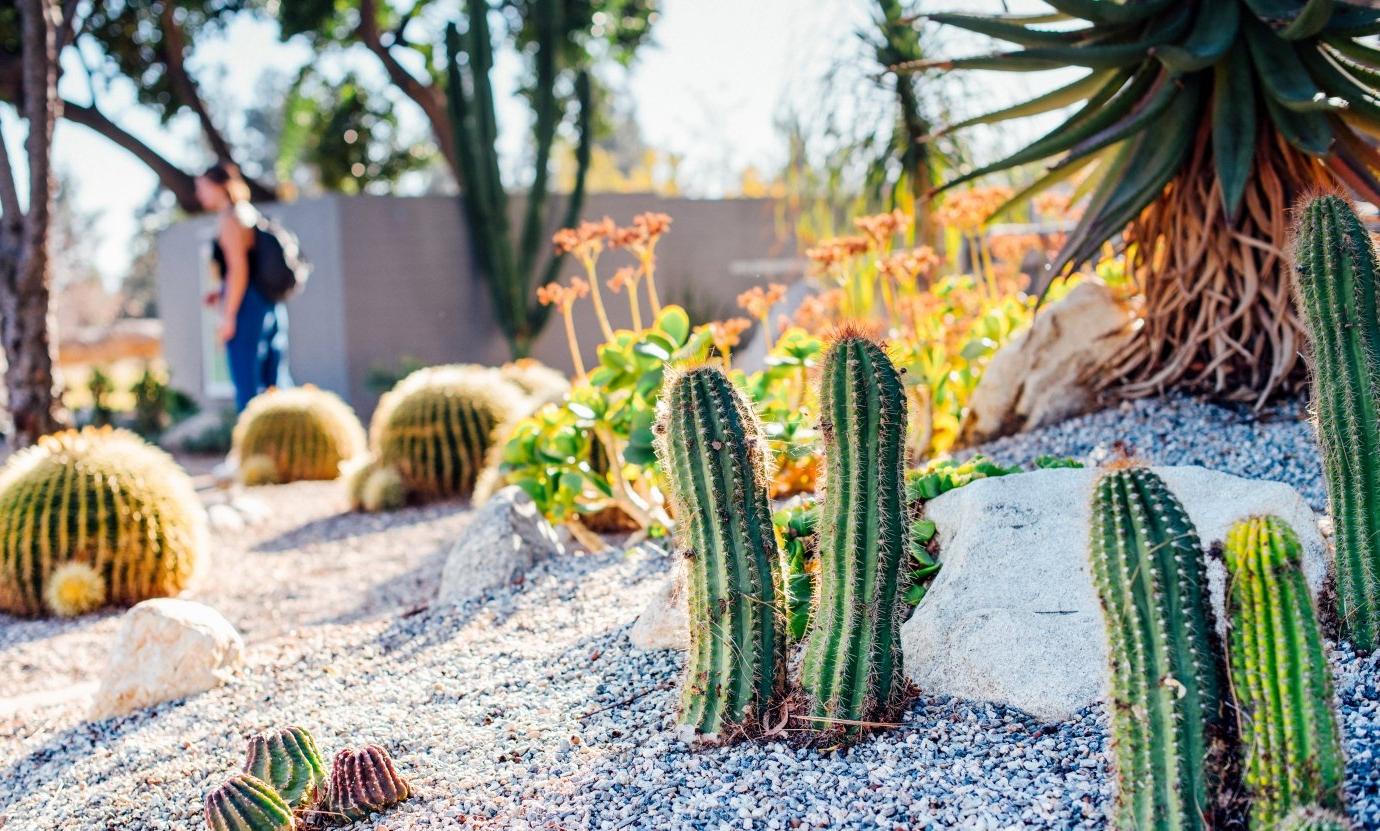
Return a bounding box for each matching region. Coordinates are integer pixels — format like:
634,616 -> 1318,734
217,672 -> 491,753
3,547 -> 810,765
800,332 -> 909,730
1292,192 -> 1380,652
1225,516 -> 1347,829
655,365 -> 786,737
1089,467 -> 1235,831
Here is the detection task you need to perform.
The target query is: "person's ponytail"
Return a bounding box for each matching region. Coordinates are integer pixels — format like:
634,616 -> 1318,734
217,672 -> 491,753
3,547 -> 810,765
201,162 -> 251,204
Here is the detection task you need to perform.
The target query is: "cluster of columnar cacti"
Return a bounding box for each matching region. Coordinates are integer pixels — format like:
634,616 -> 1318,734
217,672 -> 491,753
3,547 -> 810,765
324,745 -> 413,822
244,726 -> 328,810
203,773 -> 295,831
1225,516 -> 1347,830
1292,193 -> 1380,653
0,427 -> 205,617
233,387 -> 367,484
655,364 -> 787,737
801,331 -> 910,730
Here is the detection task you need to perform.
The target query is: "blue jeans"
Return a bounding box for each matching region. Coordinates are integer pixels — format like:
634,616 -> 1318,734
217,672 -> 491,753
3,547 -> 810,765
226,283 -> 290,411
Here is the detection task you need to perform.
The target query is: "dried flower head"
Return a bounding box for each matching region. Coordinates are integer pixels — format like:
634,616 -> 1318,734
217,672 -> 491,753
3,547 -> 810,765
607,266 -> 637,293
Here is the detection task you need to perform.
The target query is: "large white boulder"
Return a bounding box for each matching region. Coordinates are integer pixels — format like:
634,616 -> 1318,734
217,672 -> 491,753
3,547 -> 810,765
438,486 -> 564,604
900,465 -> 1328,722
629,568 -> 689,651
957,280 -> 1132,446
91,599 -> 244,720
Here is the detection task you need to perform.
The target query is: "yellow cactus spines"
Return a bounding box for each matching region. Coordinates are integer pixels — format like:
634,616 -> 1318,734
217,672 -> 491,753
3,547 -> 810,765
239,454 -> 281,487
500,358 -> 570,408
370,365 -> 527,502
0,427 -> 206,617
361,466 -> 406,513
232,386 -> 367,484
44,562 -> 107,617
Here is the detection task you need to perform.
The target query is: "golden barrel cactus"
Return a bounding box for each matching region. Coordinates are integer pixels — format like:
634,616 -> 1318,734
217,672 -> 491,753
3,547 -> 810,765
500,359 -> 569,408
0,427 -> 206,617
370,365 -> 526,502
232,386 -> 367,484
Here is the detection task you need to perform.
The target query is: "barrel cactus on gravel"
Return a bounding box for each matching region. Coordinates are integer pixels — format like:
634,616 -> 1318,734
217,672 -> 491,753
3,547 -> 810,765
1291,192 -> 1380,652
370,365 -> 527,502
232,386 -> 367,484
0,426 -> 205,617
655,363 -> 787,739
800,330 -> 910,733
243,726 -> 328,810
203,773 -> 296,831
1224,516 -> 1347,829
325,745 -> 412,822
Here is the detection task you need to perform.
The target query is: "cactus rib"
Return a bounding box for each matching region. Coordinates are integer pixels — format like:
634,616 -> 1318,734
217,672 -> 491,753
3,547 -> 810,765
204,773 -> 295,831
243,726 -> 328,810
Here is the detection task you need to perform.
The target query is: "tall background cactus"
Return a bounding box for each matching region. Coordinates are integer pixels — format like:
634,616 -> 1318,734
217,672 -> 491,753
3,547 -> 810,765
0,427 -> 205,617
232,386 -> 367,484
1225,516 -> 1347,829
800,331 -> 909,731
443,0 -> 592,358
1089,467 -> 1236,831
1292,192 -> 1380,652
655,364 -> 787,738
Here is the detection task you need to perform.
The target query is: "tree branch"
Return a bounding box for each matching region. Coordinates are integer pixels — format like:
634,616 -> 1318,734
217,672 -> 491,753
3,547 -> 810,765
358,0 -> 457,177
0,110 -> 23,226
62,100 -> 201,212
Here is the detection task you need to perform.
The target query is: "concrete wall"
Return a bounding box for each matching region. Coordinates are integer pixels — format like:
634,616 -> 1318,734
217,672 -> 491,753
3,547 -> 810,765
157,193 -> 800,418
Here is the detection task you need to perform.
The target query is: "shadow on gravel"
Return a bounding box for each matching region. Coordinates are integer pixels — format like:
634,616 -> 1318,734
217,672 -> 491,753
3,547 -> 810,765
0,609 -> 119,652
251,501 -> 472,554
324,544 -> 450,627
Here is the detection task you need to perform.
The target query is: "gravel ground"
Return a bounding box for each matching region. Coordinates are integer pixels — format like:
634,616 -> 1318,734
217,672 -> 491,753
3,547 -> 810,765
1,395 -> 1377,831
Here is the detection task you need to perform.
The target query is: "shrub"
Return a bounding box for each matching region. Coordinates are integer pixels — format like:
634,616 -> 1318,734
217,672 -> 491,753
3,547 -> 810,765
232,386 -> 366,484
0,427 -> 206,617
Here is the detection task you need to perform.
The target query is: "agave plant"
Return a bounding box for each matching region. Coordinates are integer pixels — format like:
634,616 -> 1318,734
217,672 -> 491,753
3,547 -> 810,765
907,0 -> 1380,405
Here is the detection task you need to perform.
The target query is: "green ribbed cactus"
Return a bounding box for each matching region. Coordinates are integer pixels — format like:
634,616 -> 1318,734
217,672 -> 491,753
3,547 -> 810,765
203,773 -> 295,831
0,427 -> 205,617
1292,193 -> 1380,652
654,364 -> 787,738
1279,806 -> 1353,831
324,745 -> 411,822
1225,516 -> 1347,829
232,386 -> 367,484
243,726 -> 328,810
370,365 -> 528,502
1089,466 -> 1235,831
800,331 -> 909,731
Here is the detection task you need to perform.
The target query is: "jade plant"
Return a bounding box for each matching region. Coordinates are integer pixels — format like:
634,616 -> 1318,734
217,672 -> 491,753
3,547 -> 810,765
800,330 -> 910,731
1292,192 -> 1380,652
243,726 -> 328,810
1225,516 -> 1347,829
203,773 -> 295,831
654,364 -> 787,738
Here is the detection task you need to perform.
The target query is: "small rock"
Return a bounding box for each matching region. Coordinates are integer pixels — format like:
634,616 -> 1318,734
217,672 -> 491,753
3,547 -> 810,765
207,503 -> 245,533
629,567 -> 689,651
437,486 -> 564,605
90,599 -> 244,719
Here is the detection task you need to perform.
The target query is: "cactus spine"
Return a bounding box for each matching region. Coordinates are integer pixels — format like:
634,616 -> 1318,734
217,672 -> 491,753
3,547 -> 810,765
655,364 -> 787,737
232,387 -> 367,484
1279,806 -> 1353,831
1292,193 -> 1380,651
800,332 -> 909,730
1225,516 -> 1347,829
243,726 -> 328,810
204,773 -> 295,831
325,745 -> 412,822
1089,467 -> 1234,831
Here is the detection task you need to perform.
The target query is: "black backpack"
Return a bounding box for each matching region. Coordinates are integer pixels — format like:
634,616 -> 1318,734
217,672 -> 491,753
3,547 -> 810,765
251,214 -> 310,302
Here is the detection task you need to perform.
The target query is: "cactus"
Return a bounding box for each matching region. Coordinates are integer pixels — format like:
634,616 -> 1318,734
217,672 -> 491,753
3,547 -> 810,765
1292,192 -> 1380,652
499,359 -> 569,408
370,365 -> 528,502
204,773 -> 295,831
773,500 -> 819,642
1224,516 -> 1347,829
1279,806 -> 1353,831
800,331 -> 910,730
0,427 -> 205,617
232,387 -> 367,484
324,745 -> 411,822
243,726 -> 328,810
654,364 -> 787,737
1089,466 -> 1235,831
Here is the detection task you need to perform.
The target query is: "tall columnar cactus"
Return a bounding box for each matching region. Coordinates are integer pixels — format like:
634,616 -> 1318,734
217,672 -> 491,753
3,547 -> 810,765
232,387 -> 367,484
369,365 -> 528,502
1292,193 -> 1380,652
324,745 -> 411,822
243,726 -> 328,810
1089,467 -> 1235,831
800,331 -> 909,730
1279,806 -> 1353,831
204,773 -> 295,831
0,427 -> 205,617
1224,516 -> 1347,829
654,364 -> 787,737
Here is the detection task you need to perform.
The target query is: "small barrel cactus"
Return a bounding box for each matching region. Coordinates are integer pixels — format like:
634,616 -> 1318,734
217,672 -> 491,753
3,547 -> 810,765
1225,516 -> 1347,829
1089,466 -> 1234,831
654,364 -> 787,738
800,330 -> 910,731
1279,806 -> 1353,831
233,386 -> 367,484
499,358 -> 569,407
0,427 -> 205,617
324,745 -> 411,822
370,365 -> 527,502
1291,193 -> 1380,652
204,773 -> 295,831
244,726 -> 328,810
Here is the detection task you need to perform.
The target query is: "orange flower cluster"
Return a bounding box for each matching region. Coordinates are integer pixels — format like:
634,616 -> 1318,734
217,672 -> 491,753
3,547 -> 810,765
552,217 -> 617,260
708,317 -> 752,353
853,209 -> 911,248
607,266 -> 637,294
934,186 -> 1014,231
792,288 -> 846,334
879,246 -> 940,287
536,276 -> 591,308
738,283 -> 788,320
805,236 -> 870,273
989,234 -> 1044,266
1033,191 -> 1076,221
610,212 -> 672,250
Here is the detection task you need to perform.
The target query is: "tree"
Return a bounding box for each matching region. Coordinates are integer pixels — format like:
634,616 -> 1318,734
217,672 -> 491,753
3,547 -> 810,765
0,0 -> 69,447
